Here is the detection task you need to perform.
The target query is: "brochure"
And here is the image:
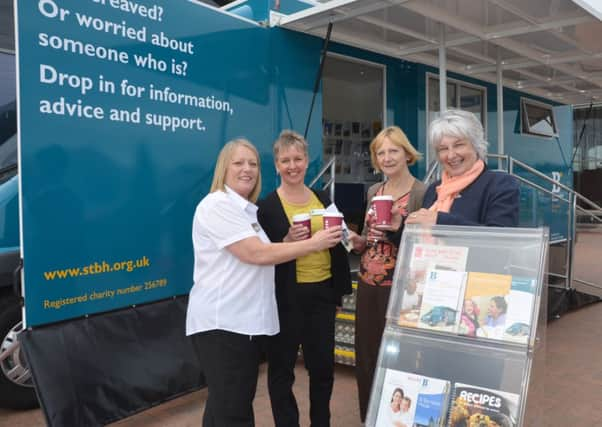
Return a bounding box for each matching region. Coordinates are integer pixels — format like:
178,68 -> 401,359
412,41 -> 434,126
375,368 -> 450,427
461,272 -> 512,339
448,383 -> 520,427
417,269 -> 467,333
502,277 -> 537,343
398,244 -> 468,328
460,272 -> 536,343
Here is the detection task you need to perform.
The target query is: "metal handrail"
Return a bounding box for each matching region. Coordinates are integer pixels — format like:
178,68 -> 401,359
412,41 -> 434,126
510,157 -> 602,217
487,153 -> 509,171
414,154 -> 602,222
423,161 -> 439,185
427,153 -> 602,292
309,156 -> 336,201
494,156 -> 602,225
488,155 -> 602,215
314,152 -> 601,291
511,174 -> 571,205
574,205 -> 602,223
502,155 -> 602,292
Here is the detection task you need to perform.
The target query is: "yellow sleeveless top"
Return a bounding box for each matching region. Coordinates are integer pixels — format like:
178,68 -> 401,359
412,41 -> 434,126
280,192 -> 332,283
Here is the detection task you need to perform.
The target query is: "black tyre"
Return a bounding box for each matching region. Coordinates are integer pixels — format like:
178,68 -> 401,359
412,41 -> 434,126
0,295 -> 39,409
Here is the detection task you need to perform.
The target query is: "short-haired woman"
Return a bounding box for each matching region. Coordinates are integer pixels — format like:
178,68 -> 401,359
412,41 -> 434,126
406,109 -> 519,227
186,138 -> 343,427
257,130 -> 352,427
347,126 -> 426,422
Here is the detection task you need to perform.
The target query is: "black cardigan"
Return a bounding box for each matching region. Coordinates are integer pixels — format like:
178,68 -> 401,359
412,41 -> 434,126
257,190 -> 352,310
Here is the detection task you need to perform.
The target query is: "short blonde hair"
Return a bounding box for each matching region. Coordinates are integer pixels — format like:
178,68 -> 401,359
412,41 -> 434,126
370,126 -> 422,172
210,138 -> 262,202
273,129 -> 308,160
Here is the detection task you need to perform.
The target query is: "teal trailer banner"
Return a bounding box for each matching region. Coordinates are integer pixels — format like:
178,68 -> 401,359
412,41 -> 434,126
16,0 -> 283,326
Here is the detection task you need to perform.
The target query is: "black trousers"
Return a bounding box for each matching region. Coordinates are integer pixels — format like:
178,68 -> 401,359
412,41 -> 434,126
267,282 -> 337,427
190,330 -> 267,427
354,281 -> 391,422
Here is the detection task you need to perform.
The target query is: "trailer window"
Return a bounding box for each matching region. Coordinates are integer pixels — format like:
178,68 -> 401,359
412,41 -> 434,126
521,98 -> 557,138
427,75 -> 486,128
427,74 -> 486,165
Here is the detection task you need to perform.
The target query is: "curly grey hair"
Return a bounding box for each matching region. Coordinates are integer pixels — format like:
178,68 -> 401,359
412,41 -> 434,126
428,109 -> 489,160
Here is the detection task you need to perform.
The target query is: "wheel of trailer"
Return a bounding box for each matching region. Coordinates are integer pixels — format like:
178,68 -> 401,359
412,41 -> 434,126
0,295 -> 39,409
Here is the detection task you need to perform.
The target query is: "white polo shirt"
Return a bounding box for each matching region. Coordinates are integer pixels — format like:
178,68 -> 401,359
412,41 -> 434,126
186,187 -> 279,337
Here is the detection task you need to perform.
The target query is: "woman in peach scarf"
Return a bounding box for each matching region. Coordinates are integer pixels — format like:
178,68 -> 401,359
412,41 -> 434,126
406,109 -> 519,227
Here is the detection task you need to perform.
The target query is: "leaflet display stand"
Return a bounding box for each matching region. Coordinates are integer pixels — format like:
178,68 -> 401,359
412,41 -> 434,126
366,225 -> 548,427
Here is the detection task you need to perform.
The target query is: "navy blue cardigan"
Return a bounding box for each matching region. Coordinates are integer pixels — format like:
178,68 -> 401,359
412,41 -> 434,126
423,169 -> 520,227
257,190 -> 352,310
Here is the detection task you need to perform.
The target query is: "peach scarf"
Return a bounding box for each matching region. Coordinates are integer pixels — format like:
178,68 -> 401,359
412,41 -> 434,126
429,159 -> 485,213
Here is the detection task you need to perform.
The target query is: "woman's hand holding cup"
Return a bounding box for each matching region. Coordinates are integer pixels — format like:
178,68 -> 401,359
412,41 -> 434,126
284,223 -> 310,242
347,230 -> 366,253
285,213 -> 311,242
283,213 -> 311,242
366,225 -> 387,244
310,226 -> 342,251
371,195 -> 403,234
373,206 -> 404,232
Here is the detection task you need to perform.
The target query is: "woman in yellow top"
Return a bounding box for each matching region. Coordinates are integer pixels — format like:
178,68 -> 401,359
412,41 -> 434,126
257,130 -> 352,427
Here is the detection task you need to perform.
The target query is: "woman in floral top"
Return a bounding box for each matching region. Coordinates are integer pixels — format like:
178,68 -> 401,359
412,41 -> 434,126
348,126 -> 425,422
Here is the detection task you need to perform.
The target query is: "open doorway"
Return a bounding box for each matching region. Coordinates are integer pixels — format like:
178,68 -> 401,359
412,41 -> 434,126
321,54 -> 384,233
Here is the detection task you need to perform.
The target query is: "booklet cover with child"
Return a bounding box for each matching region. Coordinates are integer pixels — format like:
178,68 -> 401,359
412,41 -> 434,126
375,368 -> 450,427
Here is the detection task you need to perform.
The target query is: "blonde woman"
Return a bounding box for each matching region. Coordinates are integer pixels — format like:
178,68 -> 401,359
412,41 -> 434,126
348,126 -> 425,422
186,138 -> 342,426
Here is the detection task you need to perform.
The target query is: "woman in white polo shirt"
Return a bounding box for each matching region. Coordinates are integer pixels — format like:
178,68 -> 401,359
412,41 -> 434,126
186,138 -> 342,427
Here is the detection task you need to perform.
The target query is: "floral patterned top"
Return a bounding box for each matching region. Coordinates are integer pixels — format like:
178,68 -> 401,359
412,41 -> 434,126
358,185 -> 411,287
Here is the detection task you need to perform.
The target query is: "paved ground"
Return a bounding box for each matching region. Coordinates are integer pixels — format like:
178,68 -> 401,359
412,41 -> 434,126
1,300 -> 602,426
1,231 -> 600,426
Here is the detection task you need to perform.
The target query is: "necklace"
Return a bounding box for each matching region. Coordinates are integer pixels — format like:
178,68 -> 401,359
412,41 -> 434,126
381,177 -> 414,201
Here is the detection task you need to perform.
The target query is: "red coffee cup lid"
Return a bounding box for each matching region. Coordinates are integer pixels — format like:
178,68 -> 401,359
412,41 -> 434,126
323,212 -> 344,217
